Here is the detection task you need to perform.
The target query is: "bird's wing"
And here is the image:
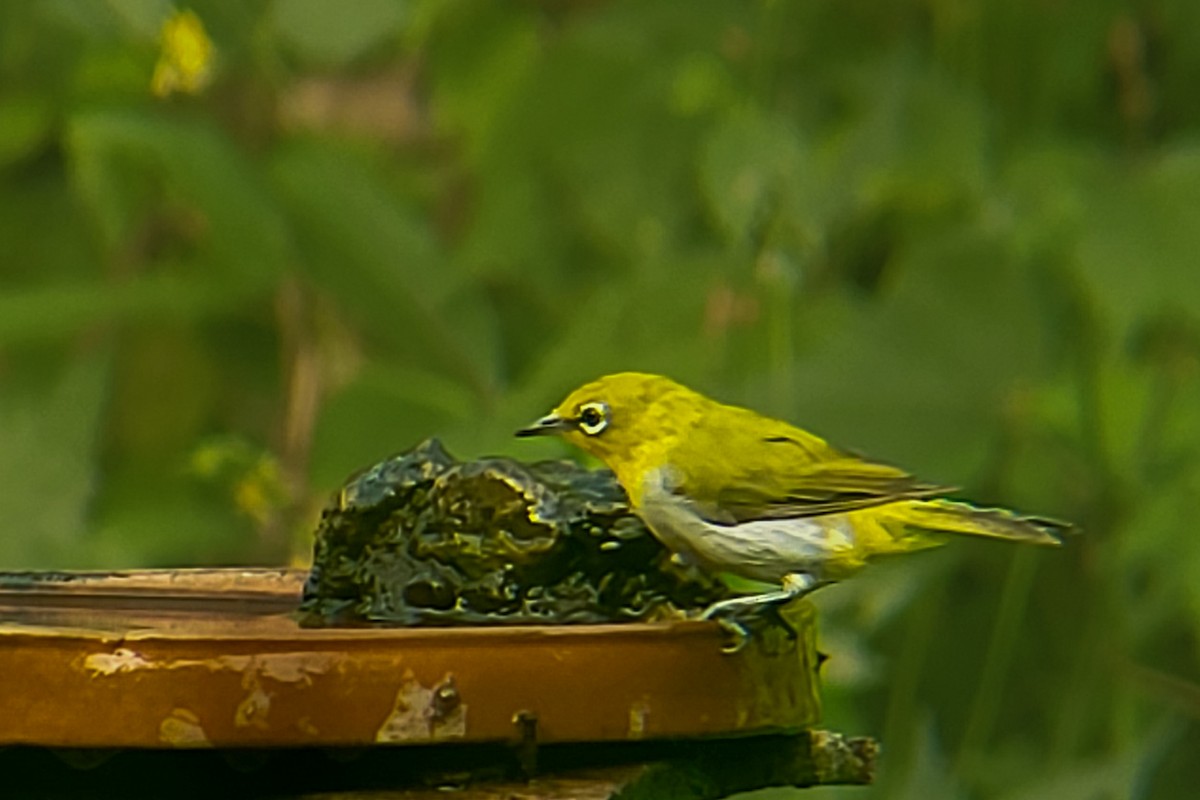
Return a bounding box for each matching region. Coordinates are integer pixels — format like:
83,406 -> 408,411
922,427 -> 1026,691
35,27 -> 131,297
678,432 -> 954,524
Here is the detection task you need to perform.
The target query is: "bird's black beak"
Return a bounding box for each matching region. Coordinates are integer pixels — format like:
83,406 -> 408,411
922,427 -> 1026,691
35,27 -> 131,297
515,413 -> 571,437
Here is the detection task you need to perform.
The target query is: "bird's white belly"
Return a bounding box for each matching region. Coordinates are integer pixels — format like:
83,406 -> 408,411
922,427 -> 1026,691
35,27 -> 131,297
638,468 -> 854,584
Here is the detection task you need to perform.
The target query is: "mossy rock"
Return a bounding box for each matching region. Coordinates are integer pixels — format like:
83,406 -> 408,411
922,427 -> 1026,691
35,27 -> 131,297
300,439 -> 729,625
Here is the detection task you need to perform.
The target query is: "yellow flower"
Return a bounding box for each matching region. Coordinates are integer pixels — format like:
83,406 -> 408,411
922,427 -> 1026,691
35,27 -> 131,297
233,456 -> 286,528
151,9 -> 214,98
190,439 -> 287,528
518,372 -> 1067,625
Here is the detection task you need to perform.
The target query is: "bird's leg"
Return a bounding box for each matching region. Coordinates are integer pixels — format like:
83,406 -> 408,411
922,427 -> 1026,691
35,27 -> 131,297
702,573 -> 826,653
700,572 -> 823,620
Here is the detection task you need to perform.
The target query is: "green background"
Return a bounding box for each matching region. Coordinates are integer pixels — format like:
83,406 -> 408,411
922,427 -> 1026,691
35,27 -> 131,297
1,1 -> 1197,797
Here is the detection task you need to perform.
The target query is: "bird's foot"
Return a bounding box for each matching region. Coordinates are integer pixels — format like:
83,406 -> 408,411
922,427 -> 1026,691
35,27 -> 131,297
705,601 -> 790,653
700,572 -> 822,620
716,618 -> 752,654
700,573 -> 827,652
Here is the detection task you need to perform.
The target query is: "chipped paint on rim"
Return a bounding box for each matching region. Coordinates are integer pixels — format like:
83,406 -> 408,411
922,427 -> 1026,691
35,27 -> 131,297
628,699 -> 651,739
375,671 -> 467,743
84,649 -> 338,683
160,708 -> 211,747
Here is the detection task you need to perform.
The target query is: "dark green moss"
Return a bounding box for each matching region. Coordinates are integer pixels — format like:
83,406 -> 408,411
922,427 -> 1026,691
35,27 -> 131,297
300,439 -> 728,625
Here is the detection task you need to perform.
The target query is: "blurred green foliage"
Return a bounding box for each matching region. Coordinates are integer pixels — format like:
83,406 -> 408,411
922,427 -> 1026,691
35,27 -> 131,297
1,0 -> 1197,797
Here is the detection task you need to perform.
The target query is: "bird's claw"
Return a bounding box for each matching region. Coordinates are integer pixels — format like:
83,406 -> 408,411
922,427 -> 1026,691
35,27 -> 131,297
716,617 -> 751,654
703,599 -> 793,653
700,577 -> 821,652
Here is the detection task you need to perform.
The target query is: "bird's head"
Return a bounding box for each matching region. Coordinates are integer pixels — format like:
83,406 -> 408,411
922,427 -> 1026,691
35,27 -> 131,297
516,372 -> 696,473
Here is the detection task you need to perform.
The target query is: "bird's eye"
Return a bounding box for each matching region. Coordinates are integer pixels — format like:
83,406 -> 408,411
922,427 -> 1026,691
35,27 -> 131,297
577,402 -> 609,436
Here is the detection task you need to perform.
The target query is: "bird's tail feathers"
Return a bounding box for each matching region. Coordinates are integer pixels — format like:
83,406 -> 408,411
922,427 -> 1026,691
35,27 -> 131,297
887,499 -> 1071,546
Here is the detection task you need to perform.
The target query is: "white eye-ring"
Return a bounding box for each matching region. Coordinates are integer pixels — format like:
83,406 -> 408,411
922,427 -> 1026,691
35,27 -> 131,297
577,401 -> 609,436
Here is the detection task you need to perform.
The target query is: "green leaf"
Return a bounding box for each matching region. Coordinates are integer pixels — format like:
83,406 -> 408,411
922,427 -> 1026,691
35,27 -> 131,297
995,721 -> 1182,800
0,94 -> 52,168
1117,461 -> 1200,640
270,140 -> 493,392
108,325 -> 219,459
1076,146 -> 1200,332
105,0 -> 172,39
788,231 -> 1048,482
272,0 -> 408,67
699,109 -> 806,246
820,54 -> 988,216
0,169 -> 98,286
0,272 -> 264,345
528,46 -> 699,257
310,363 -> 478,489
0,353 -> 109,567
423,2 -> 540,161
91,465 -> 253,568
67,109 -> 289,281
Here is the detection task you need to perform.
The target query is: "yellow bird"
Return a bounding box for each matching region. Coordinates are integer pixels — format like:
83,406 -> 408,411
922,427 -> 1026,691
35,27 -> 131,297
517,372 -> 1066,623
